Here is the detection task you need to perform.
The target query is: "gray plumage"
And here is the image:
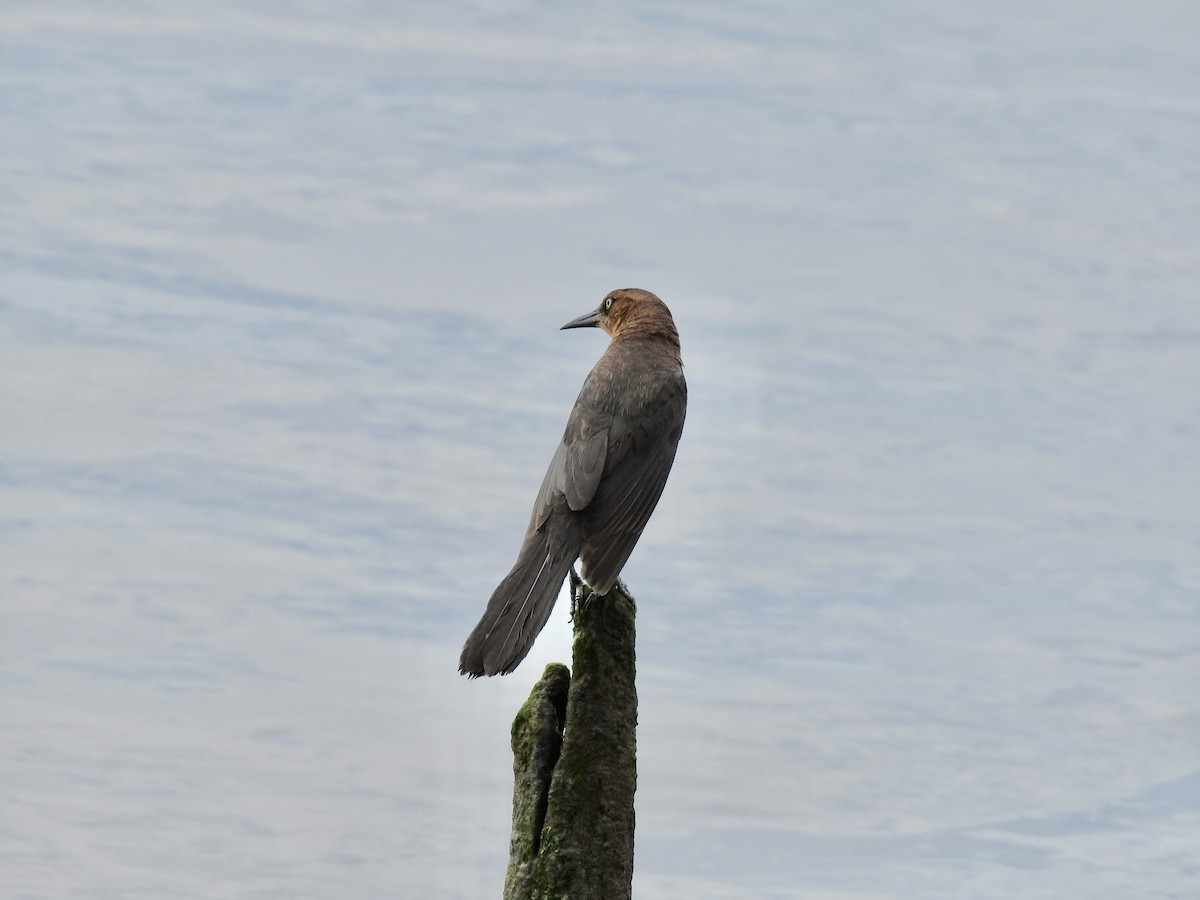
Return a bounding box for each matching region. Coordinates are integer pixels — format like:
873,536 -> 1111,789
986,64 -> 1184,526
459,288 -> 686,677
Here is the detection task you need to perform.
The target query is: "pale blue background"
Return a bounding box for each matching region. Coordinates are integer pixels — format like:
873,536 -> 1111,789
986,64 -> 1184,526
2,3 -> 1198,897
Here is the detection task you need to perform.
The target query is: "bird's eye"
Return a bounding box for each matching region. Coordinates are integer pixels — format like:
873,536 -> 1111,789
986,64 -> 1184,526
604,296 -> 614,311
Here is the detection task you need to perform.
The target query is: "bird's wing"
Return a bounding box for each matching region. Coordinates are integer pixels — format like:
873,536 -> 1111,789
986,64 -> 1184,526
527,408 -> 611,535
563,414 -> 610,511
579,374 -> 686,589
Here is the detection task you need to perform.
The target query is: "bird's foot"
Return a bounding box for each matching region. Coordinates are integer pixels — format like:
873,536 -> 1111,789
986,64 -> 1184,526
568,566 -> 592,624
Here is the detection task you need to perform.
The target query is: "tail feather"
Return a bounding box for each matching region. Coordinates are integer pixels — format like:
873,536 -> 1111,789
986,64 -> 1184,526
459,520 -> 581,677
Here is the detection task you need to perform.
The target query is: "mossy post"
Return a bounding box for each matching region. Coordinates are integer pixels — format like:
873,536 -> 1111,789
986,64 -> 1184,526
503,577 -> 638,900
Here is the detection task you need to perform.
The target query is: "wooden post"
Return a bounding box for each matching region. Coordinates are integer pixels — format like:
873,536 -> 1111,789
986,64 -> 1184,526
503,580 -> 638,900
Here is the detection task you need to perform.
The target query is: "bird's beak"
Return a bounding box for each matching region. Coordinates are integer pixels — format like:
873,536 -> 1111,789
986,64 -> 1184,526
560,309 -> 603,330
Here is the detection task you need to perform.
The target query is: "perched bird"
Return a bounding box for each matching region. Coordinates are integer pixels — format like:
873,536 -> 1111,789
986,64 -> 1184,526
459,288 -> 687,677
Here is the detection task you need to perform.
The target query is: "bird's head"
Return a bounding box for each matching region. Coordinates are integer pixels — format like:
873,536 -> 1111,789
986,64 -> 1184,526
561,288 -> 679,345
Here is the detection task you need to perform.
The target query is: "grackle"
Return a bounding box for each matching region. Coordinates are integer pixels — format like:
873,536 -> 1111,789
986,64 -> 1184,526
459,288 -> 686,677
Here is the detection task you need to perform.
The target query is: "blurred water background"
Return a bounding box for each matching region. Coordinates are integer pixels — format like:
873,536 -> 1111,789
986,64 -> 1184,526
2,2 -> 1199,897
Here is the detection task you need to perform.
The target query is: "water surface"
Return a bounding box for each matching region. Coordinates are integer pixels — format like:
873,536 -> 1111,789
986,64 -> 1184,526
3,3 -> 1199,897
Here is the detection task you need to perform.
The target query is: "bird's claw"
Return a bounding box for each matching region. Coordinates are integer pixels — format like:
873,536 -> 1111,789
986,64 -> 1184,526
568,566 -> 584,621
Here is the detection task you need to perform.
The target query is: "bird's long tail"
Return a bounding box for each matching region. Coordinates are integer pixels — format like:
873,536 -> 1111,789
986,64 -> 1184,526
459,520 -> 582,677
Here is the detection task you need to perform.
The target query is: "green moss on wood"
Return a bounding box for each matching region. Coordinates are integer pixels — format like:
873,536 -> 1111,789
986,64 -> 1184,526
503,582 -> 639,900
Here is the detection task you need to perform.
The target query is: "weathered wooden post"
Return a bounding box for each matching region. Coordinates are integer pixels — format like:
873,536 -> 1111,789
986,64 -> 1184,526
503,579 -> 638,900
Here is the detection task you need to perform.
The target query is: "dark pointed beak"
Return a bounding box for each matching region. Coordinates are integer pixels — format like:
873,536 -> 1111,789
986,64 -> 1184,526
560,309 -> 603,330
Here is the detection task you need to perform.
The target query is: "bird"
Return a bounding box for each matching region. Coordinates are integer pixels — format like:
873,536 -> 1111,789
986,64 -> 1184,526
459,288 -> 687,677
